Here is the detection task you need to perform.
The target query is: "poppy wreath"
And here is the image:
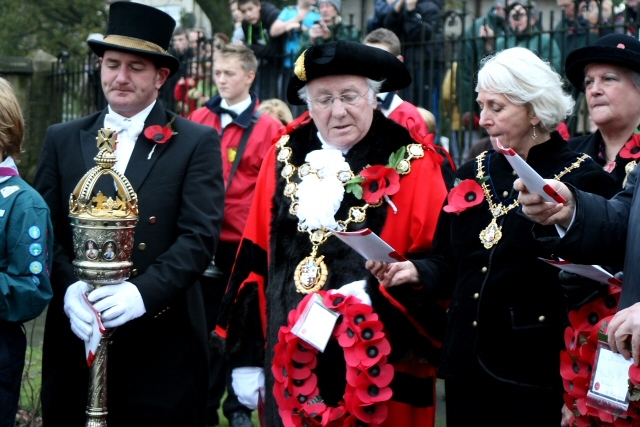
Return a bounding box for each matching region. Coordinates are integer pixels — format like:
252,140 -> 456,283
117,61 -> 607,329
272,290 -> 394,427
559,285 -> 640,426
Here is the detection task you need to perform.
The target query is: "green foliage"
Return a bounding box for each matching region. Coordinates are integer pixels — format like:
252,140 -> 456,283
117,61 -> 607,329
388,146 -> 406,170
0,0 -> 106,57
346,177 -> 364,199
181,11 -> 197,30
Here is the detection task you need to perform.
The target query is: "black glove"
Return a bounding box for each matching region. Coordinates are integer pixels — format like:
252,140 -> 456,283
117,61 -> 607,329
559,270 -> 609,311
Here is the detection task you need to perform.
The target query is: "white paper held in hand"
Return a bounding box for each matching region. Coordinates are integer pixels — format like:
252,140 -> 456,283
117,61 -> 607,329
539,258 -> 622,287
329,228 -> 406,263
495,139 -> 566,204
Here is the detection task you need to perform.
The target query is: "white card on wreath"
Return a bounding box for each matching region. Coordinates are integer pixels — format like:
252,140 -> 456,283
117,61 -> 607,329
496,139 -> 567,204
539,258 -> 622,287
330,228 -> 406,263
291,294 -> 339,352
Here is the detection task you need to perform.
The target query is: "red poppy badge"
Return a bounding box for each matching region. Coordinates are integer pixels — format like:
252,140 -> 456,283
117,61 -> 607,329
443,178 -> 485,214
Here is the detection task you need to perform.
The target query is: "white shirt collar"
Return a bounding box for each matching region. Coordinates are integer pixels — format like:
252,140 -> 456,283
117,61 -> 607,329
107,100 -> 156,123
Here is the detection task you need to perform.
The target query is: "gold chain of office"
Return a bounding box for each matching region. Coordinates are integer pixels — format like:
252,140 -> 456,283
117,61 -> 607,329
476,150 -> 590,250
275,134 -> 425,294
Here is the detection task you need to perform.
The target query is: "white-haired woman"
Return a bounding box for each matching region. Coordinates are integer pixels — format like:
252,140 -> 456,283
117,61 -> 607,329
366,47 -> 616,426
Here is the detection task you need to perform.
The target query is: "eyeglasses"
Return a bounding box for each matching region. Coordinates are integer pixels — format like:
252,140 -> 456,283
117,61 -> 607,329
308,88 -> 371,109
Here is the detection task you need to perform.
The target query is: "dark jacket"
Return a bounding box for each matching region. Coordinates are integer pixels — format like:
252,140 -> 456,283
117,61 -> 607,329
412,133 -> 616,388
34,102 -> 224,426
383,0 -> 443,69
242,1 -> 283,60
569,130 -> 631,192
457,7 -> 506,115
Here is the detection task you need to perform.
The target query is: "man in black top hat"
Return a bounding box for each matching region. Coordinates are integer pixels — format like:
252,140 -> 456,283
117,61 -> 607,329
215,40 -> 449,427
33,2 -> 224,425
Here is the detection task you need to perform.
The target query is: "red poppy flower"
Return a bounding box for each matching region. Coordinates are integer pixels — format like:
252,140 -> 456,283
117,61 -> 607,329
357,320 -> 385,342
291,374 -> 318,396
351,401 -> 388,424
560,351 -> 591,381
355,371 -> 393,404
620,134 -> 640,160
630,364 -> 640,385
291,339 -> 317,364
443,179 -> 484,214
568,298 -> 615,334
564,376 -> 589,399
360,165 -> 400,204
353,336 -> 391,367
364,359 -> 394,388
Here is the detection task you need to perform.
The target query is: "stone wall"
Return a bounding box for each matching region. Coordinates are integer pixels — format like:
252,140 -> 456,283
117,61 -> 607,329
0,51 -> 58,183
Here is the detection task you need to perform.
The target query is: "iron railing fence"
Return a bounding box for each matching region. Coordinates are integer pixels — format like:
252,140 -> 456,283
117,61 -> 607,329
49,1 -> 638,166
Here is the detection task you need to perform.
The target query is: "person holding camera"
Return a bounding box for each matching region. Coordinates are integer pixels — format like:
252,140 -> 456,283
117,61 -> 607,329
554,0 -> 598,66
481,1 -> 562,73
270,0 -> 320,104
297,0 -> 361,55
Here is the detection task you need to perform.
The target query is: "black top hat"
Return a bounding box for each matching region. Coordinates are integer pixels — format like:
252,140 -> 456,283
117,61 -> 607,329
286,40 -> 412,105
88,2 -> 179,77
565,33 -> 640,92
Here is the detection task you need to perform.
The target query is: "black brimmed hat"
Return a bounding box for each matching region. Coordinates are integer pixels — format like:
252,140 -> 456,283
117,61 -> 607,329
565,33 -> 640,92
87,2 -> 180,77
286,40 -> 412,105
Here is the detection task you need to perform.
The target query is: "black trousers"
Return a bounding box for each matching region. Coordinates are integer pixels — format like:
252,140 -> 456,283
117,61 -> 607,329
444,359 -> 563,427
0,322 -> 26,427
203,241 -> 251,425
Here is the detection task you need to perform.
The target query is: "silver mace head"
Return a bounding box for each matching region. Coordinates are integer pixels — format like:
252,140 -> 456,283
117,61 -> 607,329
69,127 -> 139,288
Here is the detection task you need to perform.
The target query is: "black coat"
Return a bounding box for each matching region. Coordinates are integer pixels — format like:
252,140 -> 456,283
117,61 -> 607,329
33,101 -> 224,426
536,152 -> 640,310
413,133 -> 616,388
569,130 -> 630,192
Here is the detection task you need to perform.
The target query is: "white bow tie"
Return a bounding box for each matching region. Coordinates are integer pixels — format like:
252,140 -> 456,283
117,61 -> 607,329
104,113 -> 145,141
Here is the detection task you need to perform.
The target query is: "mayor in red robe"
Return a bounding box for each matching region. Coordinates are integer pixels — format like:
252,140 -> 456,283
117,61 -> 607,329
216,41 -> 448,427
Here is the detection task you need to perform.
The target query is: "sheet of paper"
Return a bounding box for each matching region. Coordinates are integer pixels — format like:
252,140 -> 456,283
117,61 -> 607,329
291,294 -> 339,352
590,347 -> 633,404
539,258 -> 622,287
496,139 -> 567,203
82,292 -> 106,367
330,228 -> 407,263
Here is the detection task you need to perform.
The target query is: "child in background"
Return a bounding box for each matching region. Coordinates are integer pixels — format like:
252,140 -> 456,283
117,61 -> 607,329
257,98 -> 293,125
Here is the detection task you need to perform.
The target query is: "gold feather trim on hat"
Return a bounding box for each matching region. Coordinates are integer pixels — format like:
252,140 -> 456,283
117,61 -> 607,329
294,50 -> 307,82
102,35 -> 169,54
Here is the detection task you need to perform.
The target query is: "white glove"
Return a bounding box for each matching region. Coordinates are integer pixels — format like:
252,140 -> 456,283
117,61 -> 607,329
330,280 -> 372,306
63,281 -> 94,341
88,281 -> 146,328
232,367 -> 265,410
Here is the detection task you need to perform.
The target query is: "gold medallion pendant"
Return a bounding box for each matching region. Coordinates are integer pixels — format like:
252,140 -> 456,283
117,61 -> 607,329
479,217 -> 503,249
294,255 -> 328,294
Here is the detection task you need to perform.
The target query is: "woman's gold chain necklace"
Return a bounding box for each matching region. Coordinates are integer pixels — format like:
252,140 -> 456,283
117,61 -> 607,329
476,150 -> 589,250
276,134 -> 425,293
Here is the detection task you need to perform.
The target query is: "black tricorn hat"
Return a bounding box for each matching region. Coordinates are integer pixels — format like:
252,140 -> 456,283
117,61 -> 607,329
88,2 -> 180,77
286,40 -> 412,105
565,33 -> 640,92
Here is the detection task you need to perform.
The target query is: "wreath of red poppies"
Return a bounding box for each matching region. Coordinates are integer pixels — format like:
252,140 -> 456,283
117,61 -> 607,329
273,290 -> 394,427
559,285 -> 640,426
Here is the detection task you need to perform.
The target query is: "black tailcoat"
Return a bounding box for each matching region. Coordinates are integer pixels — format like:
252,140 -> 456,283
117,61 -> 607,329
33,101 -> 224,426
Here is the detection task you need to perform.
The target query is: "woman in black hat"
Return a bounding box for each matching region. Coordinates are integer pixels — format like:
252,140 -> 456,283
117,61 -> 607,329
565,33 -> 640,189
556,32 -> 640,427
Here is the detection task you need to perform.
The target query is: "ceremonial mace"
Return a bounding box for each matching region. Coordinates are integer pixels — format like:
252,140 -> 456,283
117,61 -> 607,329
68,128 -> 139,427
